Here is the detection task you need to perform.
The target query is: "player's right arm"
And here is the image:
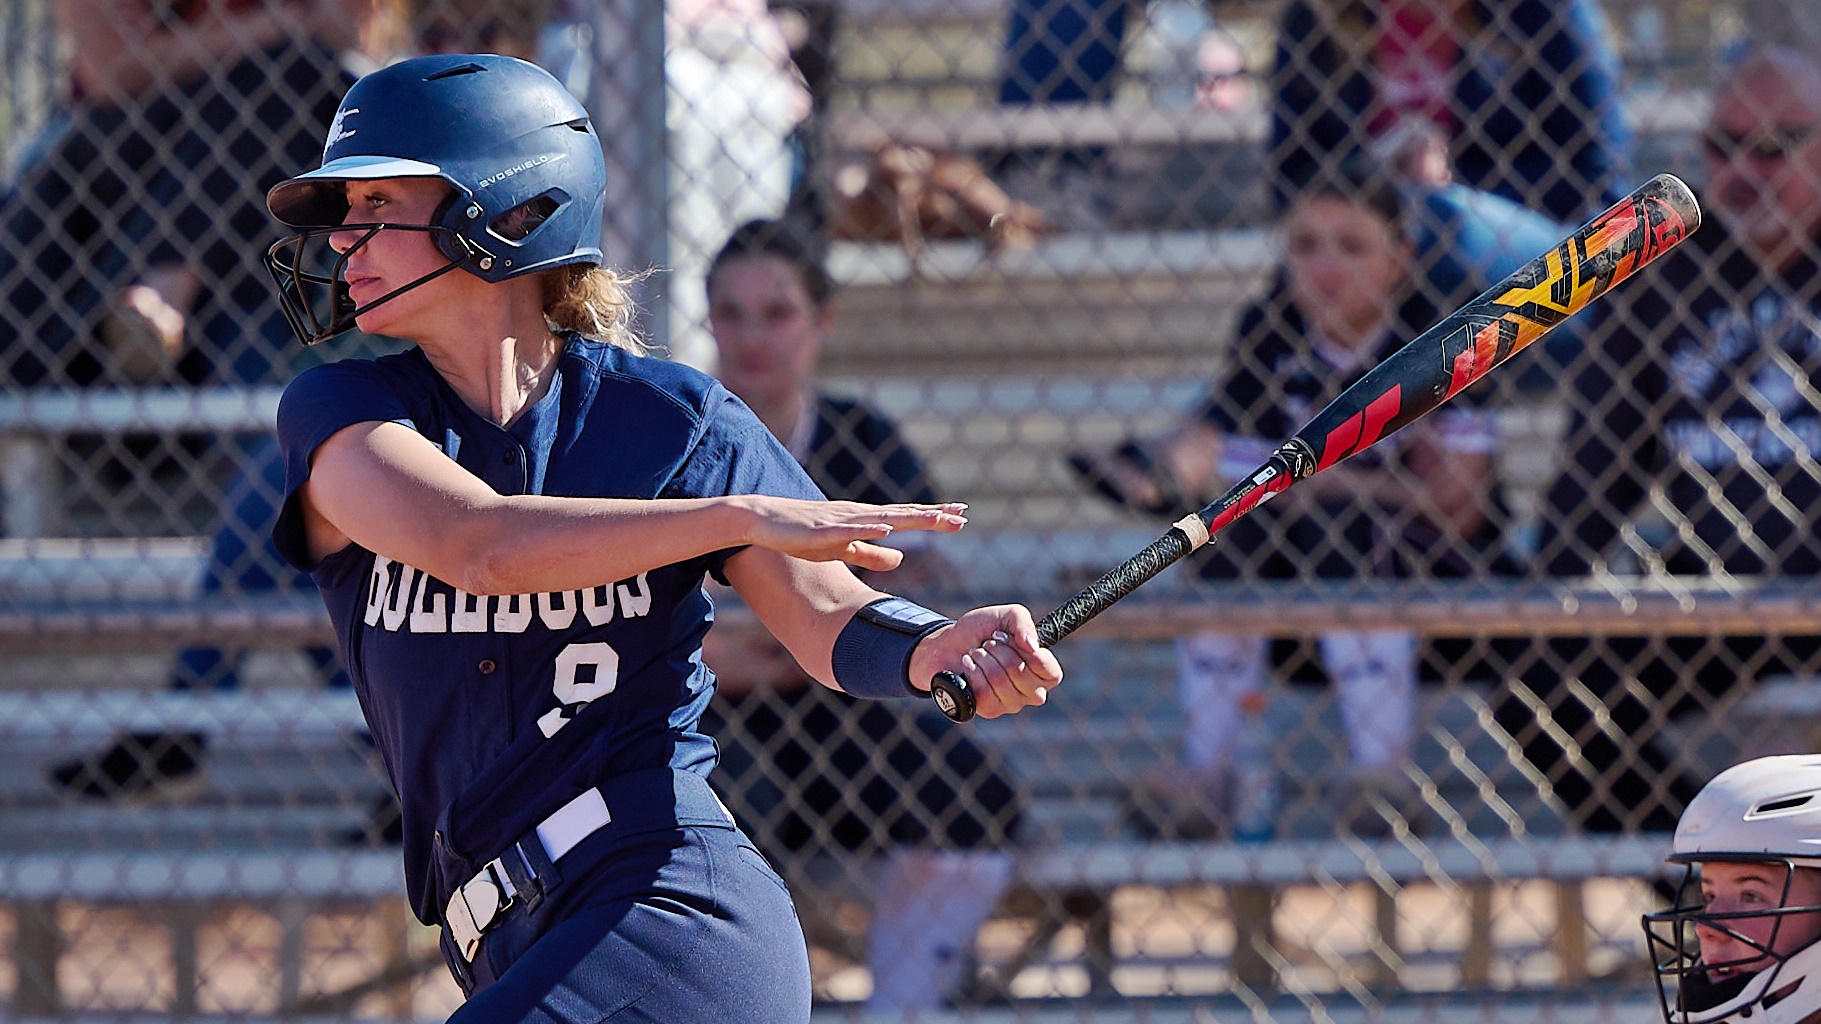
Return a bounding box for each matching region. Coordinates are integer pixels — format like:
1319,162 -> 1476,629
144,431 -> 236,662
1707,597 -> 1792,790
297,419 -> 967,595
720,545 -> 1061,720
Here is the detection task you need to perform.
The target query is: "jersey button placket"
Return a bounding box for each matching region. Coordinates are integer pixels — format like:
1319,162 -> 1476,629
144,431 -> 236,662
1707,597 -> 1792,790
499,445 -> 527,491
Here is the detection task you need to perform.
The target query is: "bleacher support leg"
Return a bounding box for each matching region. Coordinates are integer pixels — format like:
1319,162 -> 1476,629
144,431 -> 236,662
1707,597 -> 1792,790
165,901 -> 204,1015
377,896 -> 415,1019
277,898 -> 308,1013
1463,882 -> 1494,987
1063,890 -> 1116,996
1229,884 -> 1277,991
1554,882 -> 1589,985
13,900 -> 62,1016
1369,884 -> 1400,990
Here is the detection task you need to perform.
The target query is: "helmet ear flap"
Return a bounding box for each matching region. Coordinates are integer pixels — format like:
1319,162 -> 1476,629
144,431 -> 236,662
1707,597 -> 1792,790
431,189 -> 492,268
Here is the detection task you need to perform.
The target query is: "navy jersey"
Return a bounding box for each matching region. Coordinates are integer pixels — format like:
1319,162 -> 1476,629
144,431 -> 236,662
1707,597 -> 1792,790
273,335 -> 823,923
1539,218 -> 1821,578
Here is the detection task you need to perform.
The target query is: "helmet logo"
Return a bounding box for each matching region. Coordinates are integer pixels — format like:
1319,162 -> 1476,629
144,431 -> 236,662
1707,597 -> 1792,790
325,106 -> 360,156
478,153 -> 561,189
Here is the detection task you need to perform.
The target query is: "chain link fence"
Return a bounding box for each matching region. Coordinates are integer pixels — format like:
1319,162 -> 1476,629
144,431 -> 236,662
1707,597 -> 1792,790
0,0 -> 1817,1017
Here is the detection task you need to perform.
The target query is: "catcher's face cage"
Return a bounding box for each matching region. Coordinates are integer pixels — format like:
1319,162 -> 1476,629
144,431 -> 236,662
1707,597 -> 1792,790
1645,860 -> 1821,1024
264,223 -> 471,345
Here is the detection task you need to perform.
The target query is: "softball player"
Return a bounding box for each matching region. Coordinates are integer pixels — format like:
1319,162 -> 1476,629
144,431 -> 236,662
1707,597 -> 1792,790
261,53 -> 1061,1022
1646,755 -> 1821,1024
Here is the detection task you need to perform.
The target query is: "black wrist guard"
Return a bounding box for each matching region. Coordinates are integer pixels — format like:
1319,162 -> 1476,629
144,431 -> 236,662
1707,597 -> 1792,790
831,597 -> 954,700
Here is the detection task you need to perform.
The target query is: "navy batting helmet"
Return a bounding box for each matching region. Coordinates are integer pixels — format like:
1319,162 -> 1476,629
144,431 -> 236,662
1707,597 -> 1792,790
264,53 -> 607,344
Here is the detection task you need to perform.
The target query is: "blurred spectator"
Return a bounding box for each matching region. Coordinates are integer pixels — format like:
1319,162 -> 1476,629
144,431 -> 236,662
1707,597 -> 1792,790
416,0 -> 546,54
993,0 -> 1143,229
698,219 -> 1022,1011
46,0 -> 407,803
1195,26 -> 1256,113
1069,165 -> 1517,837
996,0 -> 1255,115
167,0 -> 547,695
1498,46 -> 1821,833
48,434 -> 358,800
1271,0 -> 1631,224
765,0 -> 841,230
1741,1 -> 1821,65
990,0 -> 1593,247
1380,119 -> 1574,379
1000,0 -> 1132,109
0,0 -> 359,387
664,0 -> 811,372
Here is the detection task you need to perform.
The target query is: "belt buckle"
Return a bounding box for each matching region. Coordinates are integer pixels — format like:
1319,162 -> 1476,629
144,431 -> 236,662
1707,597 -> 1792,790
445,860 -> 512,963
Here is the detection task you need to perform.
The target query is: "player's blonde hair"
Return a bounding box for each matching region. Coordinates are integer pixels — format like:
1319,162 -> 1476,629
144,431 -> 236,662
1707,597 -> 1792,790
544,264 -> 649,354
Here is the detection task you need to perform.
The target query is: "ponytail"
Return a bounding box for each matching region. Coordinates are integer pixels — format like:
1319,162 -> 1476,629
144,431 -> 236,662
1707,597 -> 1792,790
543,264 -> 649,353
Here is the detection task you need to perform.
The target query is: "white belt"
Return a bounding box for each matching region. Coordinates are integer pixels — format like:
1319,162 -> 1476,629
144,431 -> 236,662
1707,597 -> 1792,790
445,787 -> 611,962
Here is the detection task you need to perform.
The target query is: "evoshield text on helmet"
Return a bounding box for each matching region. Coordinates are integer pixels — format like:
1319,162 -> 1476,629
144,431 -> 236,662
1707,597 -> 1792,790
1646,756 -> 1821,1024
263,53 -> 608,344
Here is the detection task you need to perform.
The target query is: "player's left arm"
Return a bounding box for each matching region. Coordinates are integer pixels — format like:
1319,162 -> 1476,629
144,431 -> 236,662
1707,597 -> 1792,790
721,546 -> 1061,719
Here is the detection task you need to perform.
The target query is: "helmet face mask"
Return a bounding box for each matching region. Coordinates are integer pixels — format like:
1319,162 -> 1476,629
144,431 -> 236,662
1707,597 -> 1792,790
264,54 -> 607,345
265,222 -> 473,345
1647,860 -> 1821,1024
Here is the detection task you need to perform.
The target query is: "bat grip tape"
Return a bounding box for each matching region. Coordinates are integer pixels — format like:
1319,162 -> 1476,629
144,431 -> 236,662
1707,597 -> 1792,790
831,597 -> 954,700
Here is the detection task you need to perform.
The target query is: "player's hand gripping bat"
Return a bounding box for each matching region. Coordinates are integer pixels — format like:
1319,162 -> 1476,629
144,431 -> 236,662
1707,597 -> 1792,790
925,173 -> 1701,723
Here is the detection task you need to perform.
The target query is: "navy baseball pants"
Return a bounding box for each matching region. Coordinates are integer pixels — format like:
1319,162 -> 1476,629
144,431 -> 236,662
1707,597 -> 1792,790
444,811 -> 812,1021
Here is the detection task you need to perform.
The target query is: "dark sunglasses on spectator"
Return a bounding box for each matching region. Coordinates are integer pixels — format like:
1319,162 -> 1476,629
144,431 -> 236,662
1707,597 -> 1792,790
1199,70 -> 1251,87
1704,125 -> 1819,163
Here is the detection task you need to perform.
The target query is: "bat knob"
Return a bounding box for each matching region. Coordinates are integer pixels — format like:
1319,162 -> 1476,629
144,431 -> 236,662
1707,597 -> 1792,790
928,671 -> 976,723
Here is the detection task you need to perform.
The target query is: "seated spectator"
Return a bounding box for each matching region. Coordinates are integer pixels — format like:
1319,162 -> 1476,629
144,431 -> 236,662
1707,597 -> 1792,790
1377,119 -> 1574,380
991,0 -> 1173,229
1271,0 -> 1631,225
999,0 -> 1129,110
1069,165 -> 1517,837
1498,47 -> 1821,833
24,0 -> 361,800
988,0 -> 1622,235
697,219 -> 1022,1011
0,0 -> 357,388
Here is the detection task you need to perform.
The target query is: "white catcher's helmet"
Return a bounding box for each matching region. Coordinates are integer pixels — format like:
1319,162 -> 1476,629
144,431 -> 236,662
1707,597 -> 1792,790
1645,755 -> 1821,1024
